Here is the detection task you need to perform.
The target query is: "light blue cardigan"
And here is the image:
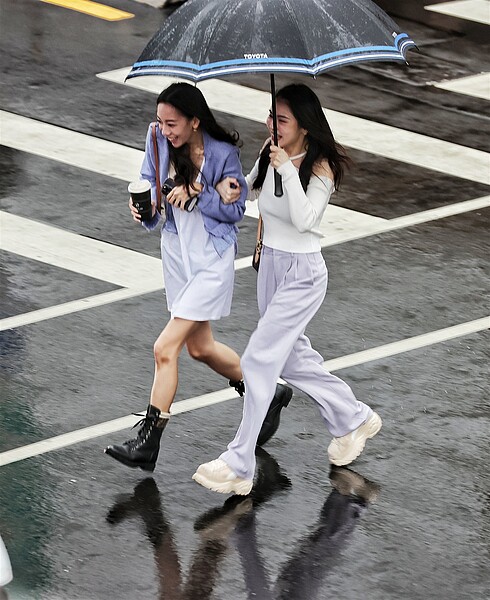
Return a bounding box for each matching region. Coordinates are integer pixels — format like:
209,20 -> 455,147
140,124 -> 247,256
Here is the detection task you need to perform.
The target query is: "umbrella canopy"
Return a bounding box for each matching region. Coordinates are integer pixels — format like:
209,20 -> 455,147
127,0 -> 415,195
127,0 -> 416,81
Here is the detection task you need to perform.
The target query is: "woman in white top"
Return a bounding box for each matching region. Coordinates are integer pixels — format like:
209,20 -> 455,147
193,84 -> 382,495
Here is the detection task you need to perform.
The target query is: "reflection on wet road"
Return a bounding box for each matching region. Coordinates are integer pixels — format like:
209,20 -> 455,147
105,450 -> 380,600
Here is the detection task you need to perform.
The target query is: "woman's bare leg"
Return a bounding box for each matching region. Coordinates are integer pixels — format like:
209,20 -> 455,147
186,321 -> 242,382
104,317 -> 202,470
150,317 -> 202,413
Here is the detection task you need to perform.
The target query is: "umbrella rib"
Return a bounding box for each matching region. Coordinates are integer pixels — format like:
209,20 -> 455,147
282,0 -> 314,62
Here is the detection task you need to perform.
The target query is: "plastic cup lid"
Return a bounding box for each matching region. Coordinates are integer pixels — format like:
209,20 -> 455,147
128,180 -> 151,193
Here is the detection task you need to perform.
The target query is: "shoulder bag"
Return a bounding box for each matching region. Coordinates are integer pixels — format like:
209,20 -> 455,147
151,122 -> 162,214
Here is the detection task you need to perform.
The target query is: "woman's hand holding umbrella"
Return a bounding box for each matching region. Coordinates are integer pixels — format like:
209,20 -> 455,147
269,144 -> 290,171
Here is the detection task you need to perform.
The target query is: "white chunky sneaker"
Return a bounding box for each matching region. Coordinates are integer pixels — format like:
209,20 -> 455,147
192,459 -> 253,495
327,412 -> 382,466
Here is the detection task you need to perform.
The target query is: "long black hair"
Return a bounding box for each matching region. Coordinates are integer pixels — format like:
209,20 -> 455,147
157,83 -> 239,190
252,84 -> 350,192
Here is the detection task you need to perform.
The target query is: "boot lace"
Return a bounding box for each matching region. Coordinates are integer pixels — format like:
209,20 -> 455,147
123,413 -> 158,449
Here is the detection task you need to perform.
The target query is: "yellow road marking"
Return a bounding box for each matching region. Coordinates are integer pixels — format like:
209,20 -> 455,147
41,0 -> 134,21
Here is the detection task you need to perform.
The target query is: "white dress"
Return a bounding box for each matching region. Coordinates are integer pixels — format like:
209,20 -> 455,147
161,159 -> 235,321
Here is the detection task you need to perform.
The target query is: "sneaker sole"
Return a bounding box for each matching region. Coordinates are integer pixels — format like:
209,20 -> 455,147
192,472 -> 253,496
328,412 -> 382,467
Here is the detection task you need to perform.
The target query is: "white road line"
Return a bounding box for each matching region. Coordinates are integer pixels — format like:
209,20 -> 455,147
325,316 -> 490,371
2,195 -> 488,331
0,111 -> 142,181
432,72 -> 490,101
0,211 -> 163,289
367,194 -> 490,232
320,194 -> 490,245
0,288 -> 160,332
98,68 -> 490,185
1,316 -> 488,467
425,1 -> 490,25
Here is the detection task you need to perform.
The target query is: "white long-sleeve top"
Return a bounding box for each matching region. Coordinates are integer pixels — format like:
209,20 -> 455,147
246,159 -> 334,253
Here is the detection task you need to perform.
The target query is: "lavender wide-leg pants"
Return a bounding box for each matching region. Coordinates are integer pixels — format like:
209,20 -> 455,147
220,247 -> 372,480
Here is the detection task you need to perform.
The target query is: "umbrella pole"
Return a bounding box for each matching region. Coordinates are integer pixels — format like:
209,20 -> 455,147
270,74 -> 283,197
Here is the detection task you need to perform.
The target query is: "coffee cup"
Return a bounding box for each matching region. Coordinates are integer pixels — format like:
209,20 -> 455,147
128,180 -> 153,220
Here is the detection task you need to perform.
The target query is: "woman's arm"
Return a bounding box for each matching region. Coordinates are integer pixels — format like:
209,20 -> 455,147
214,137 -> 267,204
215,157 -> 260,204
198,147 -> 247,224
277,159 -> 333,233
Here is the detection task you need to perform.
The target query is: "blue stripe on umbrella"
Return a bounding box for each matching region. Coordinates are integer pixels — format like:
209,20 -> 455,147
133,47 -> 401,70
129,52 -> 411,81
132,35 -> 414,72
128,45 -> 416,81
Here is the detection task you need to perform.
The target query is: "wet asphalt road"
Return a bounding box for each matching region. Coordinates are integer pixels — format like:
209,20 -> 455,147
1,1 -> 489,599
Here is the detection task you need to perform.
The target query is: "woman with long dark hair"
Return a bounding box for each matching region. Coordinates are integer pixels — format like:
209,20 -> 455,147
193,84 -> 382,495
105,83 -> 291,472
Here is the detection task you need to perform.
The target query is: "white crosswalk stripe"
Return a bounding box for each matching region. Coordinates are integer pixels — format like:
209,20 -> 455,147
432,72 -> 490,101
425,0 -> 490,25
425,1 -> 490,99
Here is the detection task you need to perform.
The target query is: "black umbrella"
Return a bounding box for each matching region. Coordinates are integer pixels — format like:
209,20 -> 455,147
127,0 -> 415,194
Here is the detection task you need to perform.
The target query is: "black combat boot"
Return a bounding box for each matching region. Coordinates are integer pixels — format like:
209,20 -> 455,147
229,380 -> 293,446
105,405 -> 169,472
